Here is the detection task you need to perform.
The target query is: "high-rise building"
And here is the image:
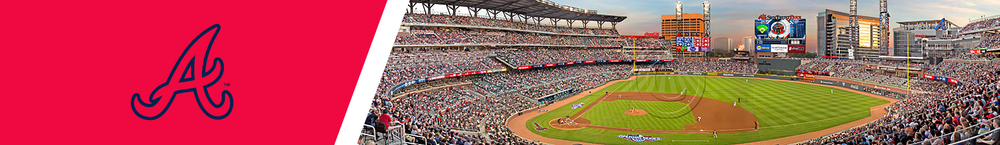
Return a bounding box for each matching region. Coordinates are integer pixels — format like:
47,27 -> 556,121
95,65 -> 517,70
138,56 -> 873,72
712,37 -> 732,54
661,13 -> 706,45
817,9 -> 882,60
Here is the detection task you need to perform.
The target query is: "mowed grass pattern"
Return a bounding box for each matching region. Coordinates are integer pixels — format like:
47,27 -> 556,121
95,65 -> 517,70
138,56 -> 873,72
581,100 -> 695,130
525,76 -> 889,144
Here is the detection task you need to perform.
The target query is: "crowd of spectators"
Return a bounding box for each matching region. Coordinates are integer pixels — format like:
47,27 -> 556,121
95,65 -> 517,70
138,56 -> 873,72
403,14 -> 618,36
960,17 -> 1000,33
796,60 -> 936,91
496,48 -> 627,66
801,60 -> 1000,145
513,65 -> 633,99
396,29 -> 667,47
376,50 -> 505,100
975,33 -> 1000,49
646,61 -> 757,74
477,64 -> 632,94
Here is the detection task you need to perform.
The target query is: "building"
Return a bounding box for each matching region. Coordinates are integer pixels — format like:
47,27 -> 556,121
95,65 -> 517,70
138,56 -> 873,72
661,13 -> 706,44
817,9 -> 882,60
893,19 -> 960,57
711,37 -> 733,54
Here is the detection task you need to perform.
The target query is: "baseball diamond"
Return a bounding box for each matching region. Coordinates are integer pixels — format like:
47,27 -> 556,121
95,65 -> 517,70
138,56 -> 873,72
509,75 -> 892,144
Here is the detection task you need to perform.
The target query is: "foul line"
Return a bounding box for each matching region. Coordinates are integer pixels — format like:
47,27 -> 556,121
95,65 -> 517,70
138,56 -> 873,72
572,76 -> 632,121
672,140 -> 710,142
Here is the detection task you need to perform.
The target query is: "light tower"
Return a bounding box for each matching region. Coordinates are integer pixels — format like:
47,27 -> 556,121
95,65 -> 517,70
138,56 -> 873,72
849,0 -> 858,59
703,1 -> 710,37
879,0 -> 890,56
676,1 -> 682,56
676,1 -> 683,38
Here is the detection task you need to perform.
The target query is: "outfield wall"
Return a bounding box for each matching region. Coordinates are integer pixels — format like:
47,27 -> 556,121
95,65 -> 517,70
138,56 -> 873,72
756,59 -> 803,76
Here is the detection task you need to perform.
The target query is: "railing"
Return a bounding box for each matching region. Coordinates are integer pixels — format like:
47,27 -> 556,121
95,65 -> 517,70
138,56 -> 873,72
402,133 -> 427,145
912,116 -> 1000,145
361,124 -> 377,140
951,127 -> 1000,145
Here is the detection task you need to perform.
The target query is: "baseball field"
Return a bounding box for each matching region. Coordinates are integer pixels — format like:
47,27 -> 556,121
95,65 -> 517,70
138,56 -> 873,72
512,75 -> 892,144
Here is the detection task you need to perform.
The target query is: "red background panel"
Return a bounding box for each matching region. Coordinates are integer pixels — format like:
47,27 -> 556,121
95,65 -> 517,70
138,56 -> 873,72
0,0 -> 386,144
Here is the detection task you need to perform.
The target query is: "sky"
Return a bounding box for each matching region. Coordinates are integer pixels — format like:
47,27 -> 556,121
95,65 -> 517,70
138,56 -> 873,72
414,0 -> 1000,52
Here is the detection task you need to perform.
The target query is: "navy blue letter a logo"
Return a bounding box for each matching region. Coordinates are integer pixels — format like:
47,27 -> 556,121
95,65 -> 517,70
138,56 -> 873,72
131,24 -> 233,120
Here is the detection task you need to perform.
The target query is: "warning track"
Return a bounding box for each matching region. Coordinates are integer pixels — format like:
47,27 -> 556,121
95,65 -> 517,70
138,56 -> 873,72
506,75 -> 897,145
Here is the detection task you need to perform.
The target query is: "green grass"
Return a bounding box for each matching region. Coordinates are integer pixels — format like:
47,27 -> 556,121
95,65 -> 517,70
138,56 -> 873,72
524,76 -> 890,144
581,100 -> 695,130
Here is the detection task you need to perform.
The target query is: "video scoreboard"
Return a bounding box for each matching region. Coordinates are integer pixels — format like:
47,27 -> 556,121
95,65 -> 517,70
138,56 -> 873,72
754,14 -> 806,53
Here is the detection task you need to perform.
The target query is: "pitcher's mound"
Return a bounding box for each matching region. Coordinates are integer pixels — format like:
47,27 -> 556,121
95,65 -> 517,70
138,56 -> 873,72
625,109 -> 648,116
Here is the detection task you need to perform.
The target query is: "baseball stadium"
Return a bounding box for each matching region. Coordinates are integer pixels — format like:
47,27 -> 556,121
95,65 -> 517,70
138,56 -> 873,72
358,0 -> 1000,145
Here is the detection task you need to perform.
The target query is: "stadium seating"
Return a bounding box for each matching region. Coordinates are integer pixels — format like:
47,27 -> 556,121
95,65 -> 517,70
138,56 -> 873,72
396,28 -> 668,47
403,14 -> 618,36
799,60 -> 1000,145
367,50 -> 757,144
960,17 -> 1000,33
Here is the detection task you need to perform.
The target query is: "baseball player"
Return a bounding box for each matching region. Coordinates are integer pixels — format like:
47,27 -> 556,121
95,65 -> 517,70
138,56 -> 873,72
697,116 -> 701,122
713,130 -> 718,138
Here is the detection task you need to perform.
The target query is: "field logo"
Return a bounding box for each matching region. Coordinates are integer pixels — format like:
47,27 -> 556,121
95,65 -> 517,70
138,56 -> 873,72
619,134 -> 661,142
533,122 -> 548,131
131,24 -> 234,120
571,103 -> 585,109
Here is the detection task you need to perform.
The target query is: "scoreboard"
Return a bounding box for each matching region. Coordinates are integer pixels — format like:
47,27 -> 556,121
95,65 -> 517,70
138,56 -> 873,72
754,14 -> 807,53
675,37 -> 711,52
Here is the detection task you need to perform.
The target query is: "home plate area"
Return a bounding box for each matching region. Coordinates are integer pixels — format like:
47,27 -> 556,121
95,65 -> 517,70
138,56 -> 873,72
548,92 -> 758,134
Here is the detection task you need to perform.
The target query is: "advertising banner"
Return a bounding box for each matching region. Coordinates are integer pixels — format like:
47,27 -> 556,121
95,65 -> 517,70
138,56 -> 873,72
517,66 -> 531,70
571,103 -> 585,109
787,44 -> 806,53
923,74 -> 934,79
935,76 -> 948,82
948,78 -> 961,84
619,134 -> 661,143
755,44 -> 772,52
545,63 -> 557,67
428,75 -> 446,80
770,44 -> 788,53
609,60 -> 622,62
584,60 -> 596,63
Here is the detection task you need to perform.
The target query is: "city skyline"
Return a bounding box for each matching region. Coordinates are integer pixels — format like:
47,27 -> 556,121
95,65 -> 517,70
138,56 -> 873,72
409,0 -> 1000,53
553,0 -> 1000,52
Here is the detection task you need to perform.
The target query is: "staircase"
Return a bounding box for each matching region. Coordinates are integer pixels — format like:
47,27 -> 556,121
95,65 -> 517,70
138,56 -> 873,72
490,56 -> 516,69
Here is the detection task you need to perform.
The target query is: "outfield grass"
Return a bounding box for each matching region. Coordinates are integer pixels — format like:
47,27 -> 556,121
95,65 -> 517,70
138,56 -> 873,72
524,76 -> 889,144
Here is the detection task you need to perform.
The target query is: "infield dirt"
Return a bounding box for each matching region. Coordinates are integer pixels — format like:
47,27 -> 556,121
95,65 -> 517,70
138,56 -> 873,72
506,75 -> 897,145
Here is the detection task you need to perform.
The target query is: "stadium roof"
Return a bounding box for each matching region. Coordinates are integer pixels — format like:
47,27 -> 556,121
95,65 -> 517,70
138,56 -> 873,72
897,19 -> 957,27
410,0 -> 627,22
